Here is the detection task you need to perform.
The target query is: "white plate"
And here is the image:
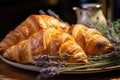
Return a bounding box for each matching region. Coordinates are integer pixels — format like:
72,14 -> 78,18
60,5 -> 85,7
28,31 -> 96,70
0,55 -> 120,74
0,55 -> 40,72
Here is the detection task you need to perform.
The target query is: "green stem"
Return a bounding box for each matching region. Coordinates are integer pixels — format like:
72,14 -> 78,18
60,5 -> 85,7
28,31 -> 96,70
59,56 -> 120,72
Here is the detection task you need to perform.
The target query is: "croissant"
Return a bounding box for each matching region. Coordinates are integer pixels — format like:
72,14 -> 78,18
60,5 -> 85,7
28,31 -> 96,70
0,14 -> 70,53
3,28 -> 88,64
69,24 -> 114,55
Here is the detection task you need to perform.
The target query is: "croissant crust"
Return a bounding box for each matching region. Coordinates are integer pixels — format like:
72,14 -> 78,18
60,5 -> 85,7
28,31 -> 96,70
3,28 -> 88,64
0,14 -> 69,53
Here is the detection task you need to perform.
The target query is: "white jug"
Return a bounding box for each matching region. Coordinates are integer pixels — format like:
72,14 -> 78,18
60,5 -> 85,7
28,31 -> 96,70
73,3 -> 107,26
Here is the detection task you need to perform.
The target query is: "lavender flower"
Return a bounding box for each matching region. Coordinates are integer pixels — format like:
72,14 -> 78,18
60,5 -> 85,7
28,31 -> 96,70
96,41 -> 106,48
107,19 -> 112,26
109,38 -> 118,44
47,9 -> 59,18
39,10 -> 46,14
37,67 -> 59,80
33,55 -> 67,80
108,28 -> 112,35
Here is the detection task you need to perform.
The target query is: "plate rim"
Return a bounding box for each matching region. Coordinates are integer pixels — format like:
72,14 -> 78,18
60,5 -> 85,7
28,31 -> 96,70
0,55 -> 40,72
1,55 -> 120,74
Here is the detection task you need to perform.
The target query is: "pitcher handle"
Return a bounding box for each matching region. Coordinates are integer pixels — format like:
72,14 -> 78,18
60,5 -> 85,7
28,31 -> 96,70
73,7 -> 81,19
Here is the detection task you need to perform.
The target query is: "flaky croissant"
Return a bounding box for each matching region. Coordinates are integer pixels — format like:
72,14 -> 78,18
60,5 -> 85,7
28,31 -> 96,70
0,14 -> 70,53
69,24 -> 114,55
3,28 -> 88,64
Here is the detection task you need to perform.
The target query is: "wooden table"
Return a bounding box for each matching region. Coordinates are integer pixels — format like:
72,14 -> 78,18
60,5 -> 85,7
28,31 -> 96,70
0,59 -> 120,80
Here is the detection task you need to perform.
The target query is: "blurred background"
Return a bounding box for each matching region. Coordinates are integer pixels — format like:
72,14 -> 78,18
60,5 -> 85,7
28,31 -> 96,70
0,0 -> 118,40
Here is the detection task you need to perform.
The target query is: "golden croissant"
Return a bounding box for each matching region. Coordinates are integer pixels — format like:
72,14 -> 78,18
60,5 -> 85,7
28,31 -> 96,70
3,28 -> 88,64
68,24 -> 114,55
0,14 -> 70,53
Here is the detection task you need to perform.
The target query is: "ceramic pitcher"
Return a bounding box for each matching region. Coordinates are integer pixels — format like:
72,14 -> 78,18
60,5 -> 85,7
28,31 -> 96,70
73,3 -> 107,26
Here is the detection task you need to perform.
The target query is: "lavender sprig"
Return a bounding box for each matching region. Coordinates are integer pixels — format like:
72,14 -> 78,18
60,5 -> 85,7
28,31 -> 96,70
33,53 -> 120,80
35,11 -> 120,79
47,9 -> 59,18
37,67 -> 59,80
88,19 -> 120,55
38,9 -> 59,18
33,55 -> 67,80
39,10 -> 46,14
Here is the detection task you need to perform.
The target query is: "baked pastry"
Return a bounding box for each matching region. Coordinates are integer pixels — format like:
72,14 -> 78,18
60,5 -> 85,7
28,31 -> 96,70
0,14 -> 70,53
69,24 -> 114,55
3,28 -> 88,64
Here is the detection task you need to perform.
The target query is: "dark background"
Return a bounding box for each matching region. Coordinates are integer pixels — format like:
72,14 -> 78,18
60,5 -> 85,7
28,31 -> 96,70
0,0 -> 119,40
0,0 -> 79,40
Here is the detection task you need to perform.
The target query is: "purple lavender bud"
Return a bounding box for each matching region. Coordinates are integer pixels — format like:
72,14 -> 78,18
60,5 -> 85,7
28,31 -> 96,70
107,19 -> 112,26
37,61 -> 50,68
116,47 -> 120,52
109,38 -> 117,44
33,55 -> 68,79
41,55 -> 50,61
57,60 -> 67,66
39,10 -> 46,14
37,67 -> 59,80
47,9 -> 59,18
104,31 -> 109,36
96,41 -> 106,48
108,28 -> 112,34
33,55 -> 42,62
